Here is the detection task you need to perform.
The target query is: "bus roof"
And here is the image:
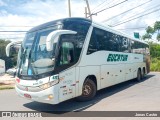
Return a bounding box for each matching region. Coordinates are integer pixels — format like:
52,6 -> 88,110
28,17 -> 148,45
28,17 -> 92,33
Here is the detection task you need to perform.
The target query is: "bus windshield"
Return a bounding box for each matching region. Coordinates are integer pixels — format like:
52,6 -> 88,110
16,19 -> 91,79
17,26 -> 59,76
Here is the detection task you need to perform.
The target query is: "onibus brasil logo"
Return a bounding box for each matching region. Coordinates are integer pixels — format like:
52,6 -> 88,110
107,54 -> 128,62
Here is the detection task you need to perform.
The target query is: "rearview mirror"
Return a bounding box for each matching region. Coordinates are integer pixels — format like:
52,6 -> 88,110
46,30 -> 77,51
6,41 -> 22,57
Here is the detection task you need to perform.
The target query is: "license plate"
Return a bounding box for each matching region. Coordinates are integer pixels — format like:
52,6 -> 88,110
24,94 -> 31,99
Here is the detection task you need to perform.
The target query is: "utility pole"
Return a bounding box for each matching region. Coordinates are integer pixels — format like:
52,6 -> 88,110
85,7 -> 87,18
68,0 -> 71,17
84,0 -> 92,20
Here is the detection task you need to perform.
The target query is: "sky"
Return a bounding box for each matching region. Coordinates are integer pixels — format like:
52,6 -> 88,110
0,0 -> 160,42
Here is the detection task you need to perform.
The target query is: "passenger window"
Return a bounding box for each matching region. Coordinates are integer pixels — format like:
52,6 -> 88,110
59,42 -> 74,65
87,27 -> 121,55
87,30 -> 98,54
109,34 -> 120,51
121,37 -> 129,53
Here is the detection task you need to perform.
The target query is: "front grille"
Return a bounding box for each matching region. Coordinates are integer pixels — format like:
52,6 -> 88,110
16,84 -> 43,92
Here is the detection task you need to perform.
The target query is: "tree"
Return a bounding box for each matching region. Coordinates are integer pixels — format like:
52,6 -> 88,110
142,26 -> 154,40
157,34 -> 160,41
146,26 -> 154,34
154,21 -> 160,41
149,42 -> 160,58
142,33 -> 152,40
143,21 -> 160,41
154,21 -> 160,32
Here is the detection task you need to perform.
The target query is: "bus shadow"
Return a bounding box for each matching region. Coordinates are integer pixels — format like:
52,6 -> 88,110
23,74 -> 154,115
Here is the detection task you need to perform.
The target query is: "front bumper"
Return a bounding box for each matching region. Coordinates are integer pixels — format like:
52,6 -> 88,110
15,85 -> 59,104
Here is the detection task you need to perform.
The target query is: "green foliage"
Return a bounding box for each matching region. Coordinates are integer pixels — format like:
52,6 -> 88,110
0,39 -> 18,69
156,33 -> 160,41
142,33 -> 152,40
142,26 -> 154,40
154,21 -> 160,41
149,43 -> 160,72
154,21 -> 160,32
146,26 -> 154,34
143,21 -> 160,41
150,58 -> 160,72
149,43 -> 160,58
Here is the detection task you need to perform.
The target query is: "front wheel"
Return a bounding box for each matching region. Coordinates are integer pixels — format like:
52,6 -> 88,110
76,78 -> 97,101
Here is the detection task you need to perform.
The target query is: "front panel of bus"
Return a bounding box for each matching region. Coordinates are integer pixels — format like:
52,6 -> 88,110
15,19 -> 91,104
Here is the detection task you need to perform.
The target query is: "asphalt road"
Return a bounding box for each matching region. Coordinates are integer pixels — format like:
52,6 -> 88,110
0,72 -> 160,120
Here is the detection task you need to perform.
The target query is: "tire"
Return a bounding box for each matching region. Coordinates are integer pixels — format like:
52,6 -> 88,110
136,69 -> 142,82
76,78 -> 97,101
141,69 -> 145,79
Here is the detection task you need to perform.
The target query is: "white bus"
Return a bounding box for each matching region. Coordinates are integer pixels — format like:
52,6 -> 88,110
6,18 -> 150,104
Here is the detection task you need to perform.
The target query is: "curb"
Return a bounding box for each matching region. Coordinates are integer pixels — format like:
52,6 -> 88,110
0,82 -> 15,90
0,80 -> 15,90
0,80 -> 15,85
0,74 -> 15,90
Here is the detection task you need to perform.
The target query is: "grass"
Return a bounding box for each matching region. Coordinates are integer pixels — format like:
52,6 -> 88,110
0,86 -> 14,90
0,81 -> 15,90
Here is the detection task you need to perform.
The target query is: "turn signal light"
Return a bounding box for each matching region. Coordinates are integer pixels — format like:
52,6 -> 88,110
16,78 -> 20,83
48,94 -> 54,99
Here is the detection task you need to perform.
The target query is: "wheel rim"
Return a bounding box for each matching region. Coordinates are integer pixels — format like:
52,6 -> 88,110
82,83 -> 92,96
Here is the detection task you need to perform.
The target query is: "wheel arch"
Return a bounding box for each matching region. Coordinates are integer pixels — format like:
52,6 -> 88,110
143,67 -> 146,75
138,67 -> 141,71
85,75 -> 97,90
76,74 -> 97,101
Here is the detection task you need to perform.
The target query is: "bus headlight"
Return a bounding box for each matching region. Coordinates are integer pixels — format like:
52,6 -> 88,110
39,80 -> 59,90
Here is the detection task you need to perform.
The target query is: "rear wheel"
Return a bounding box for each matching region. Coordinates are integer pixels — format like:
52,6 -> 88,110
136,69 -> 142,82
77,78 -> 97,101
141,68 -> 145,79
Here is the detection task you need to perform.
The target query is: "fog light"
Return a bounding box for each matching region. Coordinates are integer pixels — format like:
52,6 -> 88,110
48,94 -> 53,99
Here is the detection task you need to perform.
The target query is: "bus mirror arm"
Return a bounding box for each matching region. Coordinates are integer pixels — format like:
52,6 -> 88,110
6,41 -> 22,57
46,30 -> 77,51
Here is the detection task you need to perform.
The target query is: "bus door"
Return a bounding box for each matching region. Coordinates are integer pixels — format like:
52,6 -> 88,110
59,68 -> 76,102
57,40 -> 77,102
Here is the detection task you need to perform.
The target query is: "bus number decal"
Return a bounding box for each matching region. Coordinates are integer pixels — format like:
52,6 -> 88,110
52,75 -> 59,80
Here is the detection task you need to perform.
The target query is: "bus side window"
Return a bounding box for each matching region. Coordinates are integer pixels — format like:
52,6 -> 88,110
87,29 -> 98,55
87,27 -> 122,53
128,39 -> 132,53
119,37 -> 129,53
